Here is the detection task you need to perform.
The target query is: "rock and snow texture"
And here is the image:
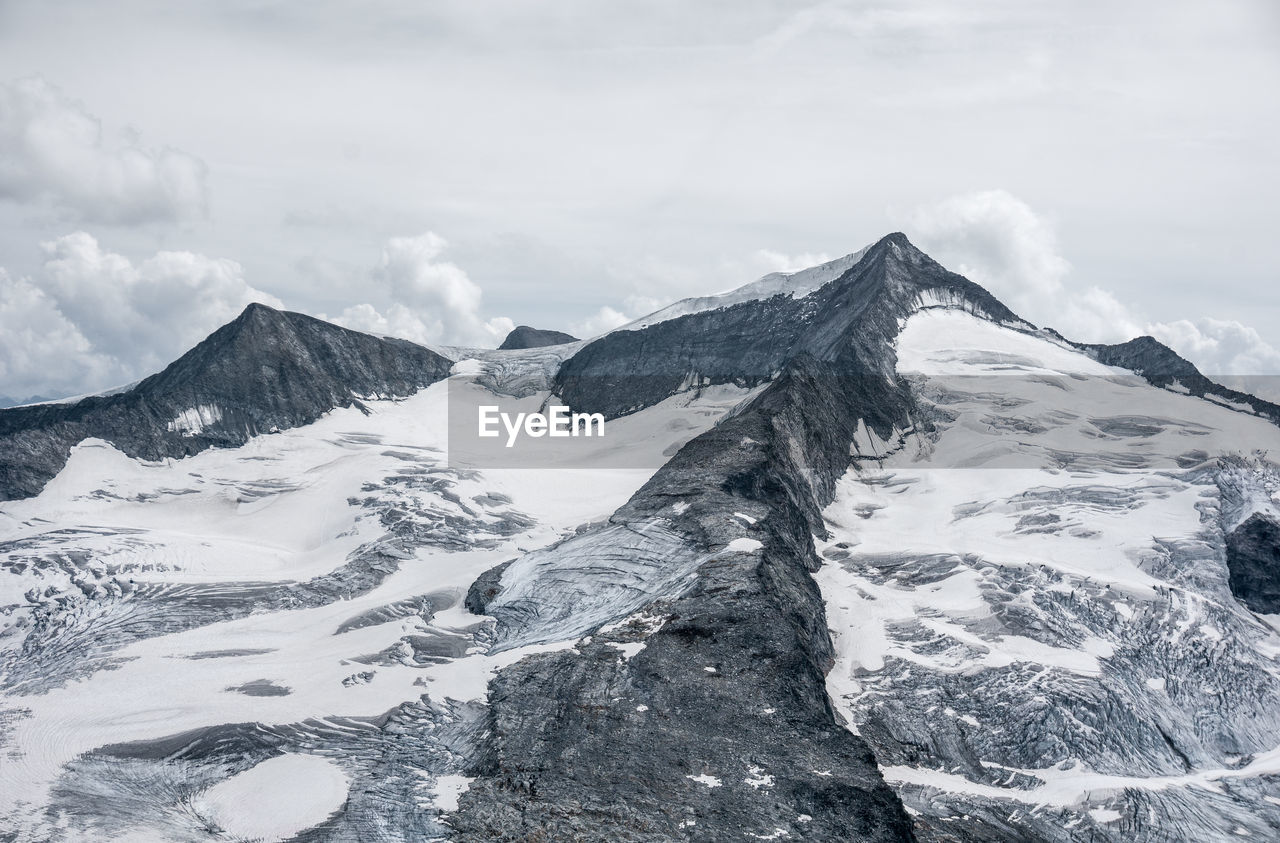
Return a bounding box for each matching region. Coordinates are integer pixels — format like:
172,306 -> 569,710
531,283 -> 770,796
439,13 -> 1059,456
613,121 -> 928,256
0,358 -> 749,841
0,302 -> 455,502
3,233 -> 1279,842
817,308 -> 1280,841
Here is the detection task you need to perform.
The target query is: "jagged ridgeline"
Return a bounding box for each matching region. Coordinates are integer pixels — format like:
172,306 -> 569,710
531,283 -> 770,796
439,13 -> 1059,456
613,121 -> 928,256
2,234 -> 1280,842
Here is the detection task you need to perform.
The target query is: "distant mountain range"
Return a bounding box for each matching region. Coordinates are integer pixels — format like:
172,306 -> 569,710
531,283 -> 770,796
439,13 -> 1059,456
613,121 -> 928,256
1,234 -> 1278,842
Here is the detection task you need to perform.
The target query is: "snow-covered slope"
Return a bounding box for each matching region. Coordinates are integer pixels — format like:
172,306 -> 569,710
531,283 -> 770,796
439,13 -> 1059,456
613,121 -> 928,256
3,234 -> 1279,842
819,308 -> 1280,841
0,358 -> 753,841
618,245 -> 872,332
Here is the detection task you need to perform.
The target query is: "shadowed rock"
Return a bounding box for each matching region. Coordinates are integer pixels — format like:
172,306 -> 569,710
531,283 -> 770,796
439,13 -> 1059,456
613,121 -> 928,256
498,325 -> 579,350
0,303 -> 454,501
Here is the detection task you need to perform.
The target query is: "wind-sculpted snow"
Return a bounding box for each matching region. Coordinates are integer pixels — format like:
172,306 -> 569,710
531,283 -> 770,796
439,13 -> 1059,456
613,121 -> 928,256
618,246 -> 873,332
817,308 -> 1280,841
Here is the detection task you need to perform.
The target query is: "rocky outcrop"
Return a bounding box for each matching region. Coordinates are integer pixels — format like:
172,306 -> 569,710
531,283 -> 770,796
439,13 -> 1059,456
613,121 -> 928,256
1226,514 -> 1280,613
498,325 -> 579,350
0,303 -> 453,500
1071,334 -> 1280,425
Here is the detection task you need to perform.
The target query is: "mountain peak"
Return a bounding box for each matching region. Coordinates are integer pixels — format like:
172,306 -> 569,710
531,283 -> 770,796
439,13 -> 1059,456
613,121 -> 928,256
499,325 -> 580,350
0,304 -> 455,501
230,300 -> 286,325
877,231 -> 914,249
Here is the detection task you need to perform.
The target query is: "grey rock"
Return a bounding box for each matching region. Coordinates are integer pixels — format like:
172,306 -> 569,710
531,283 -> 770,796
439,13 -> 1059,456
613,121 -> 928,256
0,303 -> 454,501
464,560 -> 514,615
1226,513 -> 1280,613
554,233 -> 1021,420
498,325 -> 579,350
1067,333 -> 1280,425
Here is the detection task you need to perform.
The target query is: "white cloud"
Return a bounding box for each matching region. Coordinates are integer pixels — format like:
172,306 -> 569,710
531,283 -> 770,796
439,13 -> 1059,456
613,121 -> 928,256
0,233 -> 281,399
753,249 -> 834,275
572,306 -> 631,338
1150,318 -> 1280,376
0,268 -> 113,400
905,189 -> 1070,305
0,77 -> 208,224
328,232 -> 513,347
905,190 -> 1280,377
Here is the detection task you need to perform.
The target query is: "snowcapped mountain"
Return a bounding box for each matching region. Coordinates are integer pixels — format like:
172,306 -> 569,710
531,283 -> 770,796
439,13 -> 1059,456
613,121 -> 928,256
1,234 -> 1279,842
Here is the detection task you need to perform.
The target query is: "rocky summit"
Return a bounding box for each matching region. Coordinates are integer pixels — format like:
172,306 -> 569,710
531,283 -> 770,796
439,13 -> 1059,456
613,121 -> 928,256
497,325 -> 580,350
2,234 -> 1279,842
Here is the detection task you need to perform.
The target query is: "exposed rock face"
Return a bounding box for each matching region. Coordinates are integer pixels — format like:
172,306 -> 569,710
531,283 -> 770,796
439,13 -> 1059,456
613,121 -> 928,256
554,233 -> 1020,420
1073,334 -> 1280,425
448,235 -> 995,840
498,325 -> 579,350
5,233 -> 1280,843
452,355 -> 919,842
1226,514 -> 1280,613
0,303 -> 454,501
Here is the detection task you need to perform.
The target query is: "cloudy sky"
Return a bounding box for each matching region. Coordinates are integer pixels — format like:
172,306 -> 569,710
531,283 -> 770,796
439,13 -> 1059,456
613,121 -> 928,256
1,0 -> 1277,400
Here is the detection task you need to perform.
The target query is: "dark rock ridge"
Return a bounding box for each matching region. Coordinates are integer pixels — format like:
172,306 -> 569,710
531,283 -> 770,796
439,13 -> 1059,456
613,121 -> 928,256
453,354 -> 921,842
1067,334 -> 1280,425
554,232 -> 1022,420
449,234 -> 1005,840
497,325 -> 579,350
0,303 -> 453,501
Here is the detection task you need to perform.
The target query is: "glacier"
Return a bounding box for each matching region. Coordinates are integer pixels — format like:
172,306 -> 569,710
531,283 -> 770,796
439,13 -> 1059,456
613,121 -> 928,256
1,233 -> 1278,841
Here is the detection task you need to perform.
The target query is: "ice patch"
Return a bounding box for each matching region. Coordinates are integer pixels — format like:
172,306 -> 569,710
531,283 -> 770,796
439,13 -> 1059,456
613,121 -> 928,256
195,753 -> 349,842
166,404 -> 222,436
725,537 -> 763,553
606,641 -> 646,660
432,774 -> 474,812
744,766 -> 775,789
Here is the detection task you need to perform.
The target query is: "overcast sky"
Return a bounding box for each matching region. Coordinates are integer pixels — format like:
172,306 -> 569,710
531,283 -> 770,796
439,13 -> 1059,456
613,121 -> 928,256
1,0 -> 1277,400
